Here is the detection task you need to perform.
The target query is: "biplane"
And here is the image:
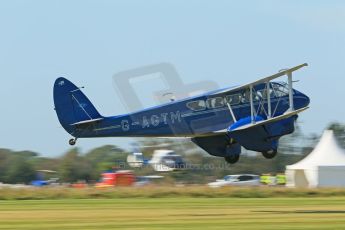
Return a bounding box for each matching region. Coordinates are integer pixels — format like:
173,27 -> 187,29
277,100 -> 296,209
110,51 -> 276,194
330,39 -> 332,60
53,63 -> 310,164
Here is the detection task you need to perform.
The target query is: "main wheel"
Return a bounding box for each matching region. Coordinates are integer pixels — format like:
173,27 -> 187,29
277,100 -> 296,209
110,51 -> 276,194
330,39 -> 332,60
224,154 -> 240,164
262,149 -> 277,159
69,138 -> 76,146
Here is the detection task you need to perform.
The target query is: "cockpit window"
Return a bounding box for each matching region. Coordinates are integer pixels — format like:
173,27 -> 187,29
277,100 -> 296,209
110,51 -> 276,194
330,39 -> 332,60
206,97 -> 224,109
272,83 -> 290,97
186,100 -> 206,111
257,89 -> 274,99
225,94 -> 241,105
257,83 -> 291,99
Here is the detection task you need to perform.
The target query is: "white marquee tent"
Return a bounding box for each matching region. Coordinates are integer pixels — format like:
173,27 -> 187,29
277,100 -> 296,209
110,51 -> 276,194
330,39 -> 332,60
286,130 -> 345,188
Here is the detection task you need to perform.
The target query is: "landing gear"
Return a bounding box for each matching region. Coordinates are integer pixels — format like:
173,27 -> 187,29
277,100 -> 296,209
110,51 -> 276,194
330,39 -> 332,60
69,138 -> 77,146
225,154 -> 240,164
262,149 -> 277,159
224,143 -> 241,164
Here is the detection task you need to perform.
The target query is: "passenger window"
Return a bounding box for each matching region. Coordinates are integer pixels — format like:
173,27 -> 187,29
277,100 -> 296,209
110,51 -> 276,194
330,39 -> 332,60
225,94 -> 241,105
241,89 -> 263,102
206,97 -> 224,109
186,100 -> 206,111
241,89 -> 250,103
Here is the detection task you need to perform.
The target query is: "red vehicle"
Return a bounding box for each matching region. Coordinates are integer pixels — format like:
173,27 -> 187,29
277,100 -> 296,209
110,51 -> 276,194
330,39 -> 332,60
95,170 -> 135,188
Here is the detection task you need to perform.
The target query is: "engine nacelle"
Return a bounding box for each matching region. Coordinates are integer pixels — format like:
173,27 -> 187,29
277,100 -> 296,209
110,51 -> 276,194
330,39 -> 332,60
227,115 -> 297,152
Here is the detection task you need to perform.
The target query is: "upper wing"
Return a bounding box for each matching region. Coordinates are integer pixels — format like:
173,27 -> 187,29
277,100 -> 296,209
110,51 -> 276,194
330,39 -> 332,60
209,63 -> 308,96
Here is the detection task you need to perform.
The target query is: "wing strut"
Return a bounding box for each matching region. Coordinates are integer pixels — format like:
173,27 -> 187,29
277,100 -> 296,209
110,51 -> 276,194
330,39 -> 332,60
250,85 -> 255,124
226,102 -> 237,123
266,81 -> 271,118
287,71 -> 294,111
247,64 -> 308,121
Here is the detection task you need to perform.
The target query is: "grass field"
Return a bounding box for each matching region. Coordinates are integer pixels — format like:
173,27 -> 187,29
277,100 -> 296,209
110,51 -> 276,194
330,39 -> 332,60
2,186 -> 345,199
1,197 -> 345,229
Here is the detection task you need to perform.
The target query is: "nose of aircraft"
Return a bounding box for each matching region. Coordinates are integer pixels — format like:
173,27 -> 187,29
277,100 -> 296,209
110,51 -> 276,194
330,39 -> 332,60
295,90 -> 310,108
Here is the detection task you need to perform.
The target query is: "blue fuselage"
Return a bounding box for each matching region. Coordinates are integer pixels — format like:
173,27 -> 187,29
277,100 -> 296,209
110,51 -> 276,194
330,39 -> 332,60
73,82 -> 310,138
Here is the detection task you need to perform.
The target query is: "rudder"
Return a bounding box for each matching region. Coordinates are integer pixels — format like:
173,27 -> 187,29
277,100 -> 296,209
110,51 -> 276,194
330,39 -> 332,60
53,77 -> 102,136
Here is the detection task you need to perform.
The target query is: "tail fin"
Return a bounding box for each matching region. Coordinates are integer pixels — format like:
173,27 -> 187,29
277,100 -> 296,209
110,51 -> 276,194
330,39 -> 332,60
53,77 -> 102,135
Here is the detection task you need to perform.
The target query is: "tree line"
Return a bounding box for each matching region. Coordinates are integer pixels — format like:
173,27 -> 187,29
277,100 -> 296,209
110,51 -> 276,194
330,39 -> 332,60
0,122 -> 344,185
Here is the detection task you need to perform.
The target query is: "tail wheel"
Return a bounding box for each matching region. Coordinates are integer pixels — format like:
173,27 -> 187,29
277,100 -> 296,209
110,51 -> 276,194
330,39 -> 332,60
69,138 -> 77,146
262,149 -> 277,159
225,154 -> 240,164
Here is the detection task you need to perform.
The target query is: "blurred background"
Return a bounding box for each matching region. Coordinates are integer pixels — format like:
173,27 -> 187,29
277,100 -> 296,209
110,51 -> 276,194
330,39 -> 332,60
0,123 -> 343,187
0,0 -> 344,188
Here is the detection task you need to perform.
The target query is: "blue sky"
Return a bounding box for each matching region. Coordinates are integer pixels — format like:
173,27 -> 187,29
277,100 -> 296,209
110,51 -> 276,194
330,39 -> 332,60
0,0 -> 344,156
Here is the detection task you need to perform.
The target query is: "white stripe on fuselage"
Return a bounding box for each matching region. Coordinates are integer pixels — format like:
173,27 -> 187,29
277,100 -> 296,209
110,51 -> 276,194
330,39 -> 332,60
92,96 -> 303,133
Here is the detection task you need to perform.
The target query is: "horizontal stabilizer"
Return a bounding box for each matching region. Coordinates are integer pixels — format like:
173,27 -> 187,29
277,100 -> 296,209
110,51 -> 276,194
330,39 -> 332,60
70,118 -> 103,126
229,106 -> 309,132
